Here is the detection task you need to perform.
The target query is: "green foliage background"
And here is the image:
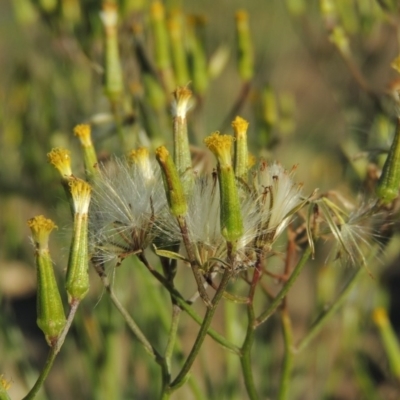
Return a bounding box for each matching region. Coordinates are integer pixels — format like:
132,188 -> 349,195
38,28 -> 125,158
1,0 -> 400,399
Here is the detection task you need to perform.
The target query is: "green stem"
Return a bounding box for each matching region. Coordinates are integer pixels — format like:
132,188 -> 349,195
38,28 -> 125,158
168,269 -> 233,391
240,304 -> 259,400
110,100 -> 126,150
160,304 -> 181,399
139,253 -> 241,355
92,262 -> 159,360
278,306 -> 294,400
295,266 -> 364,353
165,305 -> 181,372
255,247 -> 311,326
23,301 -> 80,400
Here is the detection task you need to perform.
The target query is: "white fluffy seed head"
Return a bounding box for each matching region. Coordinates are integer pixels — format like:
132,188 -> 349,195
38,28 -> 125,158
89,157 -> 167,266
252,161 -> 304,247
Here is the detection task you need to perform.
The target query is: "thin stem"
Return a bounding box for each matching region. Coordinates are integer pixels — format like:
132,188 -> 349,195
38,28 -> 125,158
165,304 -> 181,372
295,266 -> 364,353
92,262 -> 159,360
278,304 -> 294,400
255,246 -> 312,327
110,100 -> 126,150
240,303 -> 259,400
177,215 -> 211,307
219,82 -> 251,132
22,301 -> 80,400
160,305 -> 181,400
139,253 -> 241,355
169,269 -> 233,391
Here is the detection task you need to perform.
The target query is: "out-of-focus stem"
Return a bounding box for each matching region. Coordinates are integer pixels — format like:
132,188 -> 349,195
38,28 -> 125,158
92,262 -> 159,360
168,269 -> 233,392
278,304 -> 294,400
255,246 -> 311,326
22,301 -> 80,400
240,302 -> 259,400
138,254 -> 240,354
295,266 -> 363,352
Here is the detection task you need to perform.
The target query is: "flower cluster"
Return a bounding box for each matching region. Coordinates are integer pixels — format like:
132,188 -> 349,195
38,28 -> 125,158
88,140 -> 306,274
87,87 -> 377,279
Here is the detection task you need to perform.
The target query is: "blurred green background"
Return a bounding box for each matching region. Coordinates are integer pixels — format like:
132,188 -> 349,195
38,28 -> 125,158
2,0 -> 400,399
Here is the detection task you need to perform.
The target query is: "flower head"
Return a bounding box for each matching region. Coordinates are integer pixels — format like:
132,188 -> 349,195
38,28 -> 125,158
47,148 -> 72,178
252,161 -> 304,247
204,132 -> 234,169
74,124 -> 93,148
89,157 -> 167,266
160,174 -> 259,272
172,86 -> 193,119
27,215 -> 57,252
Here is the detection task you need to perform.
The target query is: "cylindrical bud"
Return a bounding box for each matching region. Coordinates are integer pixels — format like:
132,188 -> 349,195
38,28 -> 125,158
168,11 -> 190,86
376,118 -> 400,204
155,146 -> 187,217
100,2 -> 123,101
232,116 -> 249,181
235,10 -> 254,82
74,124 -> 98,180
27,216 -> 66,346
172,86 -> 194,193
150,1 -> 175,91
204,132 -> 243,242
66,178 -> 91,303
186,17 -> 208,94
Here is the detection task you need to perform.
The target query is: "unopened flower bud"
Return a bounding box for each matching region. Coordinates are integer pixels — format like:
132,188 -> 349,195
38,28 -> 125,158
376,118 -> 400,204
235,10 -> 254,82
27,216 -> 66,346
232,116 -> 249,181
66,178 -> 91,303
156,146 -> 187,217
204,132 -> 243,242
73,124 -> 98,179
100,2 -> 123,101
172,86 -> 194,193
47,148 -> 72,179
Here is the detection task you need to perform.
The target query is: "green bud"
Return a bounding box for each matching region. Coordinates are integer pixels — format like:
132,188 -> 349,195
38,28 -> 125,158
155,146 -> 187,217
172,86 -> 194,194
168,11 -> 190,86
235,10 -> 254,82
73,124 -> 98,180
27,216 -> 66,346
150,1 -> 175,92
100,2 -> 123,102
66,178 -> 91,303
186,17 -> 208,94
376,118 -> 400,204
204,132 -> 244,242
232,116 -> 250,181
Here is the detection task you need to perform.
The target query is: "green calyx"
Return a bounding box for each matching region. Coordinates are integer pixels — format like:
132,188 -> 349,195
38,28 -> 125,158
376,118 -> 400,204
156,146 -> 188,217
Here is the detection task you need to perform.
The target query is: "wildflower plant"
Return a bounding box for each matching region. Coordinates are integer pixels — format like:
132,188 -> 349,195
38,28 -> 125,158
12,2 -> 400,400
23,94 -> 394,398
